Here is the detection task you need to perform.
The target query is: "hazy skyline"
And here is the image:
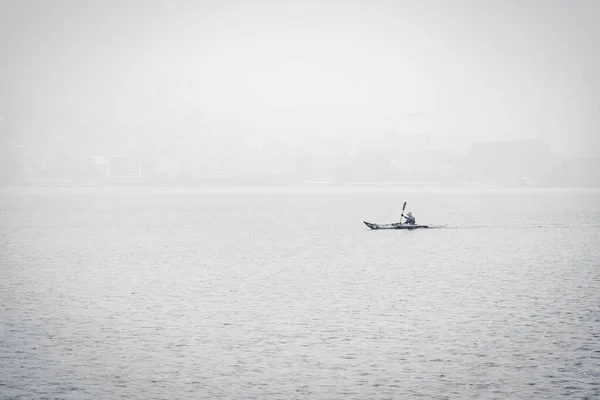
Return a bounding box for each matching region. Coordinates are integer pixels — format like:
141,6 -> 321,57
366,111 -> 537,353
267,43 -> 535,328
1,0 -> 599,156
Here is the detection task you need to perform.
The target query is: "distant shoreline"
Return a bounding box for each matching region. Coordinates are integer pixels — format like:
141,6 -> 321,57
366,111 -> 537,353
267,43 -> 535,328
1,180 -> 599,192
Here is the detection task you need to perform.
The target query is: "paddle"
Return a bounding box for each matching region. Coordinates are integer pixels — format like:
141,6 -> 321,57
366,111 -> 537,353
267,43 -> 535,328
400,201 -> 407,224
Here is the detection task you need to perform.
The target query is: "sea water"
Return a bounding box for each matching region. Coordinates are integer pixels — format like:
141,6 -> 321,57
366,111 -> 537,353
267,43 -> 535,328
1,187 -> 599,399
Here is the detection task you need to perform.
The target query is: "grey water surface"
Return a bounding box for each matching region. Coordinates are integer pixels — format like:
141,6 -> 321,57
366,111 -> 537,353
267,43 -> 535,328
1,187 -> 599,399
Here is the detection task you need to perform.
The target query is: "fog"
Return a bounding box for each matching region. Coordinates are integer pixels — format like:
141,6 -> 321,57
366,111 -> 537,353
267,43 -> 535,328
3,5 -> 600,398
1,0 -> 599,185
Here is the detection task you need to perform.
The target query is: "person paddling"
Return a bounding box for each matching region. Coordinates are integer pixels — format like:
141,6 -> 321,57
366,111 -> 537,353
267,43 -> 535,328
402,211 -> 416,225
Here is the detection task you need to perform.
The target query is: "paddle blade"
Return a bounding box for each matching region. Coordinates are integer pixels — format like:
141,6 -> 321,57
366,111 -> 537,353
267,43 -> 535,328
402,201 -> 407,213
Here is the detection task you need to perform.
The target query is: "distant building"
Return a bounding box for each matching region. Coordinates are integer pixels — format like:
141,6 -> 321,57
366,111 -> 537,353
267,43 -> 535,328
107,156 -> 143,182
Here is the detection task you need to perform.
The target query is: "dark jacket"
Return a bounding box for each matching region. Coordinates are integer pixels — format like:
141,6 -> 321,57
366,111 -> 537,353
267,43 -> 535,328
403,214 -> 416,225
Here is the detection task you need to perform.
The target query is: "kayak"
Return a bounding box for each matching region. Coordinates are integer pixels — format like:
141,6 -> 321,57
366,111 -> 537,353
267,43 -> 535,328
363,221 -> 446,230
365,201 -> 447,230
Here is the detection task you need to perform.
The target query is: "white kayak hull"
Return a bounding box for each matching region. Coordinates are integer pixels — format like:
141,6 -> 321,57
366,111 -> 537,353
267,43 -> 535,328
363,221 -> 447,230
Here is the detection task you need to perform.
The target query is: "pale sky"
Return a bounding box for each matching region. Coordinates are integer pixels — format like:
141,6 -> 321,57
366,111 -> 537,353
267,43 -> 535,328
1,0 -> 598,155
